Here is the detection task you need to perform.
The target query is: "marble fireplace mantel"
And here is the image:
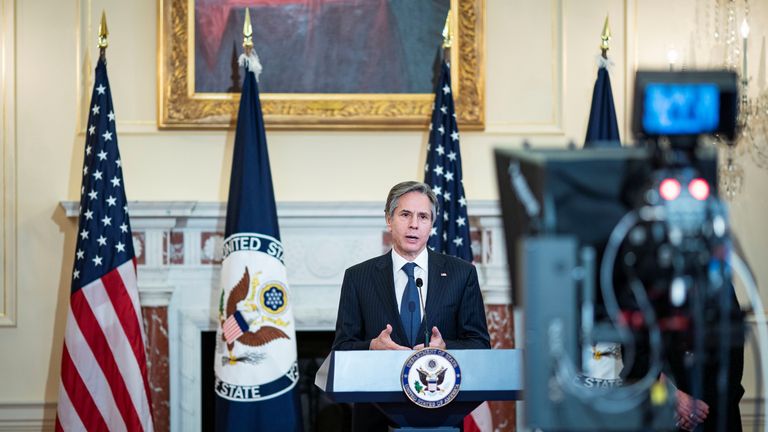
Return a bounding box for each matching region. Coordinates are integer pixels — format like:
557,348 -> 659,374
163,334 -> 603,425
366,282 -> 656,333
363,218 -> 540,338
60,200 -> 514,432
61,200 -> 512,312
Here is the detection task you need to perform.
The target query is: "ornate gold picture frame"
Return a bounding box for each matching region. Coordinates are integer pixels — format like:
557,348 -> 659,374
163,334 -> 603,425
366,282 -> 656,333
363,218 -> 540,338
157,0 -> 484,130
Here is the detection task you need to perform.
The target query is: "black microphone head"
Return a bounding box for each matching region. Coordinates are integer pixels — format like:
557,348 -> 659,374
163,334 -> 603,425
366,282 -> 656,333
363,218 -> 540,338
416,278 -> 423,288
408,301 -> 416,312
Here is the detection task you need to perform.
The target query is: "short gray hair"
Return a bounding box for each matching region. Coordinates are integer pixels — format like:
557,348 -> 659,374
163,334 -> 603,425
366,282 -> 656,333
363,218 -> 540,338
384,181 -> 437,221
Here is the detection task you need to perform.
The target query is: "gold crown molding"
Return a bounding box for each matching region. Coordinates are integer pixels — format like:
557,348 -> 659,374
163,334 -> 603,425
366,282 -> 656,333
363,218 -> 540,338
158,0 -> 485,130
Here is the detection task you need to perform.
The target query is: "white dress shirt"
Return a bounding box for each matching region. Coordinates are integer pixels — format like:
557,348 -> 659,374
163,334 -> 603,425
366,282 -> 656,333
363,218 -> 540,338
391,248 -> 429,318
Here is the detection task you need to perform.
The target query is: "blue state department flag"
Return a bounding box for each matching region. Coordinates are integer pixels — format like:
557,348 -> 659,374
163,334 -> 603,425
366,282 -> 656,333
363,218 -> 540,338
584,58 -> 621,148
424,60 -> 473,262
213,52 -> 302,432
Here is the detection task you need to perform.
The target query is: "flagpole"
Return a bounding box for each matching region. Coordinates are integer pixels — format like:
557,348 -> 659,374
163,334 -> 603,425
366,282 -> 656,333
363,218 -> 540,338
98,10 -> 108,61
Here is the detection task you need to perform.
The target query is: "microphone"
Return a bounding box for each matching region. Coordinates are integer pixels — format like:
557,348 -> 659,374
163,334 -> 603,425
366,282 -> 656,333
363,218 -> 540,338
408,301 -> 416,345
416,278 -> 428,347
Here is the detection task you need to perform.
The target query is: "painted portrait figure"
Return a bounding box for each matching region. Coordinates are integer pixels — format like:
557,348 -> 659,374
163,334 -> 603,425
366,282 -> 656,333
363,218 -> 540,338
194,0 -> 451,94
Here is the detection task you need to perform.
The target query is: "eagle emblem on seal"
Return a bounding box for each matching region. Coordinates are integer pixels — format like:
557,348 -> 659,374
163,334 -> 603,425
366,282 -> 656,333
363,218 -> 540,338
220,267 -> 290,364
401,348 -> 461,408
417,360 -> 448,394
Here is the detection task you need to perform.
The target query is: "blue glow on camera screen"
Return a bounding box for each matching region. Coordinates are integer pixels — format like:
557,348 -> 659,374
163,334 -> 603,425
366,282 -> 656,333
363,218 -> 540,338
643,83 -> 720,135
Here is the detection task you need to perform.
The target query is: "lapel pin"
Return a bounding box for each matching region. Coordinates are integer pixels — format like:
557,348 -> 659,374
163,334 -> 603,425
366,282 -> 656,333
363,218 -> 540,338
440,272 -> 447,277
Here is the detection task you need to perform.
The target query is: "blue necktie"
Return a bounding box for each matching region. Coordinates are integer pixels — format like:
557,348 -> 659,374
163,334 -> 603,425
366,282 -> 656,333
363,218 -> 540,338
400,262 -> 421,346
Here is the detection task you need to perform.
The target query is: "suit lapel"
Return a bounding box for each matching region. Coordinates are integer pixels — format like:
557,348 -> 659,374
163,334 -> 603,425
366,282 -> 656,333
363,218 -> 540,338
373,252 -> 409,344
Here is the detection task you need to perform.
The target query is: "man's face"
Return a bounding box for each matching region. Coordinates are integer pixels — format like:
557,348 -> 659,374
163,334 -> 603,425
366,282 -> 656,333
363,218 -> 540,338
386,191 -> 433,261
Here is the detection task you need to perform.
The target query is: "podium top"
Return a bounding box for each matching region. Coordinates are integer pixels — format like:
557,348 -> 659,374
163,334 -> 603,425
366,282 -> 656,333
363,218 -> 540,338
315,349 -> 523,403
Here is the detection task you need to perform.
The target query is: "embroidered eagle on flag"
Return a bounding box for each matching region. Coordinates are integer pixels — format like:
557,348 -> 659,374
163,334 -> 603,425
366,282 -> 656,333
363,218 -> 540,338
221,267 -> 289,353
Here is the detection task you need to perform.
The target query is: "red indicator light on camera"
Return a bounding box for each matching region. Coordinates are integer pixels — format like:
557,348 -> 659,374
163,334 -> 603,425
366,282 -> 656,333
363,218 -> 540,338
659,178 -> 681,201
688,178 -> 710,200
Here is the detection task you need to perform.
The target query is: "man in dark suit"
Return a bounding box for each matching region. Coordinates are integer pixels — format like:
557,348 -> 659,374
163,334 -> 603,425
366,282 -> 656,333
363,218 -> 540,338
332,181 -> 490,430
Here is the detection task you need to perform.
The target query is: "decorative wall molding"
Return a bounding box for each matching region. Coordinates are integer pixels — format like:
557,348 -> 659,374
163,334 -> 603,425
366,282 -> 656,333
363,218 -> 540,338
622,0 -> 637,139
740,397 -> 765,430
485,0 -> 564,135
488,0 -> 636,139
0,403 -> 55,431
0,0 -> 17,327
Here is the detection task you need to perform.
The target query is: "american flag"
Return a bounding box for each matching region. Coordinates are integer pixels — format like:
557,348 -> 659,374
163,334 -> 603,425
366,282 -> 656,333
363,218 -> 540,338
424,60 -> 472,262
424,60 -> 492,432
56,57 -> 154,432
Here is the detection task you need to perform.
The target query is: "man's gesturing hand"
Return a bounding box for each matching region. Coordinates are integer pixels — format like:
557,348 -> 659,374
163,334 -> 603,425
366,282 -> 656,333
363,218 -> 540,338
370,324 -> 410,350
413,326 -> 447,350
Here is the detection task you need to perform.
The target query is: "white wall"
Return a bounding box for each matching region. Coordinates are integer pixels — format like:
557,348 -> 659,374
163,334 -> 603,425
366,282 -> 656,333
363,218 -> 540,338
1,0 -> 766,428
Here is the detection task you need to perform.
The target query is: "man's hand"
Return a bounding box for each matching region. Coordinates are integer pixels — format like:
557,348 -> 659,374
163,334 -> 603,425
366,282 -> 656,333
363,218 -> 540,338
413,326 -> 447,350
369,324 -> 410,350
674,388 -> 709,431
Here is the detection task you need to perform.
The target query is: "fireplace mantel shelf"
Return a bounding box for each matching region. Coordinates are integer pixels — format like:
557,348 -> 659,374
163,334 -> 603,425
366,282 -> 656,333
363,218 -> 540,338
59,200 -> 511,310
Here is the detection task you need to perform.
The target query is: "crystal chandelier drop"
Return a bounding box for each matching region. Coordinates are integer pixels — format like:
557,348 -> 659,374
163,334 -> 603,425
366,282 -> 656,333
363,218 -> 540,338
718,145 -> 746,199
743,89 -> 768,169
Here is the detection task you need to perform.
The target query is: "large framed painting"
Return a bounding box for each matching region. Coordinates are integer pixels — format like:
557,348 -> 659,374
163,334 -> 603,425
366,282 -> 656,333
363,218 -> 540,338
158,0 -> 485,129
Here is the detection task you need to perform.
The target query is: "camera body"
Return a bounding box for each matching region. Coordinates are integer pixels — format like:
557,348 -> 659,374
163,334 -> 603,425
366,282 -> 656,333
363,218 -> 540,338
496,71 -> 743,431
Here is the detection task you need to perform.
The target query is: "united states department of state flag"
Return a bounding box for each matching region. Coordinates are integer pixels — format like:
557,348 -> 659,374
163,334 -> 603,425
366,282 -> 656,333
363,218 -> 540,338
424,60 -> 472,261
584,57 -> 621,148
582,57 -> 623,382
213,52 -> 302,431
56,57 -> 155,432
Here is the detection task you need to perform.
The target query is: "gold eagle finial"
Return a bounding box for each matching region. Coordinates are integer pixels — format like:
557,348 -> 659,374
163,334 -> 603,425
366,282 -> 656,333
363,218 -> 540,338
243,8 -> 253,55
442,10 -> 453,49
98,10 -> 109,60
600,15 -> 611,59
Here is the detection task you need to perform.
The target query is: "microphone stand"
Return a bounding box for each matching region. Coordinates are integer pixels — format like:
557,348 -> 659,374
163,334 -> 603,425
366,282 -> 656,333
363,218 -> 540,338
416,278 -> 429,347
408,302 -> 416,346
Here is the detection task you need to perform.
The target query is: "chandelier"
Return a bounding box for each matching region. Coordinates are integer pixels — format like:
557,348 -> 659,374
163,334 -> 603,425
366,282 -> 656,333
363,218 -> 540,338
714,0 -> 768,199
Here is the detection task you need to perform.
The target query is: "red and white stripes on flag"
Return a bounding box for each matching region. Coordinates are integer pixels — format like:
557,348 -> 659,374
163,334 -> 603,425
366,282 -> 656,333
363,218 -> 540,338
463,401 -> 493,432
56,260 -> 154,432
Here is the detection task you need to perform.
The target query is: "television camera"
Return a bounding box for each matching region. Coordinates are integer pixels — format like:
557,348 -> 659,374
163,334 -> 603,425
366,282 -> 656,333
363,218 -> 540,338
495,71 -> 745,431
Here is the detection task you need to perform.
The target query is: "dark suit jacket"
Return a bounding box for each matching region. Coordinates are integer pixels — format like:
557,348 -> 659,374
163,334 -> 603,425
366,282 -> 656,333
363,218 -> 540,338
332,250 -> 490,351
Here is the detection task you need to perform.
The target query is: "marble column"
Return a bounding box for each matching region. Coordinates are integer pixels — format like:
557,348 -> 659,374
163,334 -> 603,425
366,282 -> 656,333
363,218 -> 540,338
138,280 -> 175,432
142,306 -> 170,432
486,304 -> 516,432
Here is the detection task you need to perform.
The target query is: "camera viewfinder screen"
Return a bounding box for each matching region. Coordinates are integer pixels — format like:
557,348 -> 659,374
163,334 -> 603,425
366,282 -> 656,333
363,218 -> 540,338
642,83 -> 720,135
